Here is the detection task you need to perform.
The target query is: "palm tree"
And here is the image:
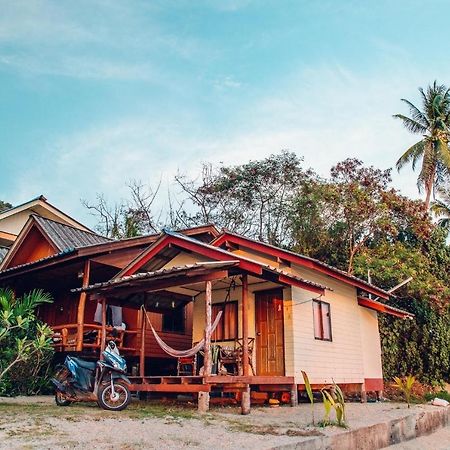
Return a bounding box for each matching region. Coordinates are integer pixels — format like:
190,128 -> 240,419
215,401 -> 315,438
394,81 -> 450,210
431,188 -> 450,231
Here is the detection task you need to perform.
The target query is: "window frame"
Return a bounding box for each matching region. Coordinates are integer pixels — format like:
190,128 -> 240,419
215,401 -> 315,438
312,299 -> 332,342
212,300 -> 238,342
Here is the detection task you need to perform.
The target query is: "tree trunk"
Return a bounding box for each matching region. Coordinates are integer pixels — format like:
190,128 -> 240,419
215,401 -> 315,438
424,178 -> 433,210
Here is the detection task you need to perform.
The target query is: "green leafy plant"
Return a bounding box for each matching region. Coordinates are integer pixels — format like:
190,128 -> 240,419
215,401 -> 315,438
320,389 -> 332,425
0,288 -> 53,395
393,375 -> 416,408
320,382 -> 346,427
333,382 -> 346,426
301,370 -> 314,425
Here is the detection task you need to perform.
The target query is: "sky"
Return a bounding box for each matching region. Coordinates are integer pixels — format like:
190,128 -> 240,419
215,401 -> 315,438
1,0 -> 449,228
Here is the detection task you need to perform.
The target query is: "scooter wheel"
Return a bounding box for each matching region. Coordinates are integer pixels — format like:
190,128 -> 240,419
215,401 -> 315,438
55,391 -> 72,406
97,380 -> 131,411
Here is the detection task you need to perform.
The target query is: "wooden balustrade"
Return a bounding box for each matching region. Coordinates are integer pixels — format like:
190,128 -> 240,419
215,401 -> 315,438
51,323 -> 138,352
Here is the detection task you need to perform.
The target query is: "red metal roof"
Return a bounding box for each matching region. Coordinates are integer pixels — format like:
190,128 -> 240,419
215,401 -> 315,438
212,231 -> 390,299
357,297 -> 414,319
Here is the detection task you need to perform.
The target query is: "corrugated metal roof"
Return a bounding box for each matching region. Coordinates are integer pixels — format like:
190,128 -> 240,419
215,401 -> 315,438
72,261 -> 241,293
73,259 -> 329,294
33,215 -> 110,251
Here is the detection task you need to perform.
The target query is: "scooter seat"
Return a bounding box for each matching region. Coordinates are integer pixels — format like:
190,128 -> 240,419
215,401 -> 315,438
71,357 -> 97,371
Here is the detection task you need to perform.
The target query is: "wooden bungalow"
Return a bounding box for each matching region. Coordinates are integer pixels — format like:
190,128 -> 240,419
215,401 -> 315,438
72,230 -> 413,413
0,209 -> 413,414
0,213 -> 219,373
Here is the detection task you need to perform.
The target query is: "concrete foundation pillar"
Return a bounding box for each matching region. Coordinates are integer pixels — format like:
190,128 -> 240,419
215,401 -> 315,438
241,385 -> 251,415
361,386 -> 367,403
290,384 -> 298,407
198,392 -> 210,413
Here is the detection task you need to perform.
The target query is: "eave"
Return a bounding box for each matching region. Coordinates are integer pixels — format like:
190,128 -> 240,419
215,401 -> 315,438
357,297 -> 414,319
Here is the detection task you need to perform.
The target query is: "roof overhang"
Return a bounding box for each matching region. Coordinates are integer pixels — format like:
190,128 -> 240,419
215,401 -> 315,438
0,230 -> 17,247
213,232 -> 390,300
0,195 -> 92,232
73,261 -> 239,311
357,297 -> 414,319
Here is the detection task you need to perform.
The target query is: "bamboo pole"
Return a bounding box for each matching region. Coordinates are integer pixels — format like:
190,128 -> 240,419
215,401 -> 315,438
140,309 -> 146,378
100,297 -> 106,359
203,280 -> 212,376
76,260 -> 91,352
241,274 -> 251,415
198,280 -> 212,413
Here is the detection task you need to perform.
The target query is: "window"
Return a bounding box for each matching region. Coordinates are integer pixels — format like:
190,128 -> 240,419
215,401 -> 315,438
313,300 -> 332,341
162,307 -> 185,333
212,301 -> 238,341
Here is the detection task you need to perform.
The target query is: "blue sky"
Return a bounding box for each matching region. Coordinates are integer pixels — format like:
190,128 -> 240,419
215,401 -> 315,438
1,0 -> 449,227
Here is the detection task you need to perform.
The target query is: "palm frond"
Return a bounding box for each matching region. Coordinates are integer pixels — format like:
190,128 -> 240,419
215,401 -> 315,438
437,217 -> 450,229
436,140 -> 450,169
400,99 -> 429,128
393,114 -> 428,134
430,199 -> 450,217
396,140 -> 425,172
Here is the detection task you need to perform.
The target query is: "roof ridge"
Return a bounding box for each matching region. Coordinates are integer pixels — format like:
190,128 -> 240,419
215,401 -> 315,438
0,195 -> 46,216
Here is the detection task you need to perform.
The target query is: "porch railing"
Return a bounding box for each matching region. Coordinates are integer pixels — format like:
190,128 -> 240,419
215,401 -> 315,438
51,323 -> 138,353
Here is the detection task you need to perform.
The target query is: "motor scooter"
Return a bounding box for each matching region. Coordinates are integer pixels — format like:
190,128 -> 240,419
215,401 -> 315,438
52,340 -> 131,411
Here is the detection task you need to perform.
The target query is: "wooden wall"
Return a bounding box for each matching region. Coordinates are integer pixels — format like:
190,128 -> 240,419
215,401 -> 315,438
8,227 -> 56,267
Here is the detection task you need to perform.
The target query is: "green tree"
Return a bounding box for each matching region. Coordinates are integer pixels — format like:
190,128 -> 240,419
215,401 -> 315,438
176,151 -> 310,246
0,200 -> 12,213
354,228 -> 450,382
290,159 -> 430,274
0,289 -> 54,395
394,81 -> 450,209
431,188 -> 450,231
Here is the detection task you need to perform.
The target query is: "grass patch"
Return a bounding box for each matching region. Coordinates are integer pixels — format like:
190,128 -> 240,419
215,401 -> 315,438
124,401 -> 198,420
225,419 -> 323,437
0,399 -> 202,423
424,391 -> 450,402
317,420 -> 348,429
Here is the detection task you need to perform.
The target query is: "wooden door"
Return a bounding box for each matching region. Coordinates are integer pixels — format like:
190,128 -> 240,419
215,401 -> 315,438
255,289 -> 285,376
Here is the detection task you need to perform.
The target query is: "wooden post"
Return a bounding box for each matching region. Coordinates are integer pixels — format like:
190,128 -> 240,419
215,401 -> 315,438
140,309 -> 146,378
198,280 -> 212,413
241,274 -> 249,377
241,274 -> 251,414
76,260 -> 91,352
100,297 -> 107,358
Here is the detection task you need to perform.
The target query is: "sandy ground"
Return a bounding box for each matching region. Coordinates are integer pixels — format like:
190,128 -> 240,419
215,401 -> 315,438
0,396 -> 446,449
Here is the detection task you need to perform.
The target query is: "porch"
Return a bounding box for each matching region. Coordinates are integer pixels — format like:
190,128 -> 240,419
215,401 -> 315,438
73,259 -> 327,413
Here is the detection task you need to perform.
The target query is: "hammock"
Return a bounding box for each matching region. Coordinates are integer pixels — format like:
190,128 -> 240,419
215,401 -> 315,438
142,307 -> 223,359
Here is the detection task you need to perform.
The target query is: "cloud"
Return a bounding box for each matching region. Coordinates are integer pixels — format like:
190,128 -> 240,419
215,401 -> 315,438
0,0 -> 209,80
6,37 -> 441,225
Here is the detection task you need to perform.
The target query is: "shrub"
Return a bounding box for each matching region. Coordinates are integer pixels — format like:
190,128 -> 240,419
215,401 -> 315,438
0,288 -> 54,396
424,391 -> 450,403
